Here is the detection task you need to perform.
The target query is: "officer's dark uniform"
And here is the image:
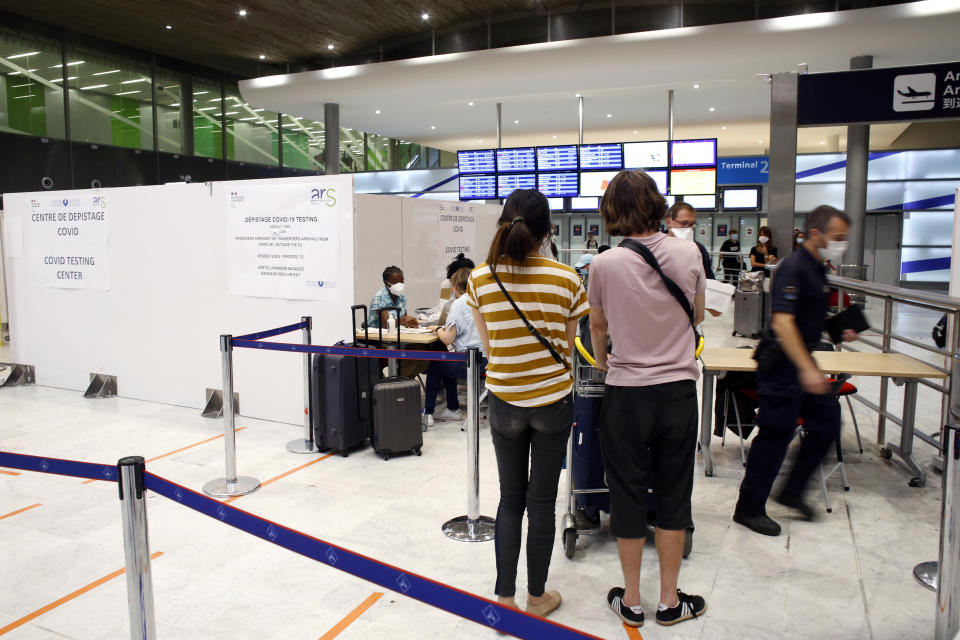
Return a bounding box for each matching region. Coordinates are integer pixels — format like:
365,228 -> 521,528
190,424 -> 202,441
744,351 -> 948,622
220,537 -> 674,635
735,246 -> 841,516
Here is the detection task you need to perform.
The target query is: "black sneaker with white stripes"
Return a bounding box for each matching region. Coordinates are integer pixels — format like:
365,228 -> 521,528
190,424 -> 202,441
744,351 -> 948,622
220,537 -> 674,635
607,587 -> 644,627
655,589 -> 706,626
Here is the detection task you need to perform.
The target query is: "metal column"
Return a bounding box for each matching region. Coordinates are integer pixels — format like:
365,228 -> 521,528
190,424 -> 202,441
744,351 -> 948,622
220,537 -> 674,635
578,96 -> 584,145
843,55 -> 873,268
767,72 -> 800,262
668,89 -> 674,141
118,456 -> 156,640
442,348 -> 495,542
287,316 -> 319,454
496,102 -> 502,148
203,335 -> 260,497
324,102 -> 340,175
933,424 -> 960,639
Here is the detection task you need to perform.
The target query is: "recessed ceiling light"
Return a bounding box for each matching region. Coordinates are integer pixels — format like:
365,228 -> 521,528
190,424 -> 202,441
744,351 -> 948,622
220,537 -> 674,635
709,107 -> 715,112
721,126 -> 727,130
238,8 -> 247,16
92,69 -> 120,76
633,130 -> 638,134
606,113 -> 612,118
430,125 -> 436,130
478,139 -> 483,143
421,12 -> 430,20
165,25 -> 173,30
80,84 -> 107,90
375,109 -> 381,114
693,83 -> 700,89
820,140 -> 825,144
575,93 -> 581,98
258,55 -> 265,60
327,44 -> 334,50
553,135 -> 557,139
468,101 -> 474,106
514,120 -> 519,124
758,139 -> 763,144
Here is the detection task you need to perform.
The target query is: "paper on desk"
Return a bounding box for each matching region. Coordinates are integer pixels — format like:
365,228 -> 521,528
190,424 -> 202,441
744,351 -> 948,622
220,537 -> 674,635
400,327 -> 434,334
705,280 -> 736,315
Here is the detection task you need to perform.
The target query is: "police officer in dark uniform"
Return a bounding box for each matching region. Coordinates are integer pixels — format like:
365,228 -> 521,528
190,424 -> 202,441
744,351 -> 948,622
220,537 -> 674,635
733,206 -> 858,536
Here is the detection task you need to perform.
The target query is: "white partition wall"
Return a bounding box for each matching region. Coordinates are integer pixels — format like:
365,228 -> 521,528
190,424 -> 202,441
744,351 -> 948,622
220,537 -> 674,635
3,176 -> 355,425
353,196 -> 501,311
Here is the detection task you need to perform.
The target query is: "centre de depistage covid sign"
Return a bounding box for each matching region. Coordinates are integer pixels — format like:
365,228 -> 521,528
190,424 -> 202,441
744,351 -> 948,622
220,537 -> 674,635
27,194 -> 111,290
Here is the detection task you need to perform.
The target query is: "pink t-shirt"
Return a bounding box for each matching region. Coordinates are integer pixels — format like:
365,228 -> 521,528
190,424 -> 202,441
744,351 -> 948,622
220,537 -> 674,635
587,234 -> 706,387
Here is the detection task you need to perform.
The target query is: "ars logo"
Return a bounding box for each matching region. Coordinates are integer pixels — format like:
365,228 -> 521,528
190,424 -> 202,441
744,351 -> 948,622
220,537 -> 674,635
893,73 -> 936,112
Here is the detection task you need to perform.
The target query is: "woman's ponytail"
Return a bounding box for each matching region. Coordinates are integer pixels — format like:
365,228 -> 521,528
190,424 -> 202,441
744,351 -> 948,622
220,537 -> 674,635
487,189 -> 550,269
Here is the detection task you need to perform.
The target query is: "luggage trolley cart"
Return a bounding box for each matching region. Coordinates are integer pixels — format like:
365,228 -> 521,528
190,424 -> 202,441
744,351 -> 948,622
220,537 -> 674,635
561,338 -> 693,560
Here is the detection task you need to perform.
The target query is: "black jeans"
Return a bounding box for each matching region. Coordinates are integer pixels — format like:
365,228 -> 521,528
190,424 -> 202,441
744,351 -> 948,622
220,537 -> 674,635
736,366 -> 841,516
489,392 -> 573,598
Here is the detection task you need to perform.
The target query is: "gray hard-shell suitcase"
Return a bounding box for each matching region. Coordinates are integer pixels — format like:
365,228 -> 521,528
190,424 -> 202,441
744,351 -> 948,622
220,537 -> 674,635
310,305 -> 381,456
733,290 -> 765,339
371,305 -> 423,460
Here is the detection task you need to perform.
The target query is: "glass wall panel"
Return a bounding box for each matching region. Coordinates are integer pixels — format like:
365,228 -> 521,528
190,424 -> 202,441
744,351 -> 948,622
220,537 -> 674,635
366,133 -> 389,171
281,114 -> 323,171
224,84 -> 277,166
0,27 -> 65,138
66,45 -> 153,149
339,127 -> 364,173
192,77 -> 222,159
155,68 -> 182,153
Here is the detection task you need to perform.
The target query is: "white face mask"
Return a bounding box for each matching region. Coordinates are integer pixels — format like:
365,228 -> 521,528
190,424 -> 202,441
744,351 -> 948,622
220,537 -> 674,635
672,228 -> 694,242
388,282 -> 405,296
758,235 -> 769,244
820,240 -> 848,265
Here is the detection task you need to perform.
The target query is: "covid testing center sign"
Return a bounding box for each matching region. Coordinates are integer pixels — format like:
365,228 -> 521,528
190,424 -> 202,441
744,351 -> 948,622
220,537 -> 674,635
227,180 -> 346,301
27,193 -> 111,290
437,202 -> 477,270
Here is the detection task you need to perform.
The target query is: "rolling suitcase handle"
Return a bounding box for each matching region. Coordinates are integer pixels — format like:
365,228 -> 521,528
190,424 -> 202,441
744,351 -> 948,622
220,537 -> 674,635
382,305 -> 402,377
351,304 -> 370,347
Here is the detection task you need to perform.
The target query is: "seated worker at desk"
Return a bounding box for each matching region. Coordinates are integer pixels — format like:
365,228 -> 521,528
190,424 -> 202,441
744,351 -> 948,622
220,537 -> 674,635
369,266 -> 419,329
423,267 -> 485,428
733,206 -> 857,537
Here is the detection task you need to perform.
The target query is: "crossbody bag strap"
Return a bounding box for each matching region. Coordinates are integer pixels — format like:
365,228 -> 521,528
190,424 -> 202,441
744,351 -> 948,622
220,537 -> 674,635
489,267 -> 570,371
619,238 -> 703,355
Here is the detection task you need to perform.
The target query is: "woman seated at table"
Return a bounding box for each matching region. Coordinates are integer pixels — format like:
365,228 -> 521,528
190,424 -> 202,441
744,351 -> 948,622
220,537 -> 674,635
423,267 -> 484,428
369,266 -> 419,329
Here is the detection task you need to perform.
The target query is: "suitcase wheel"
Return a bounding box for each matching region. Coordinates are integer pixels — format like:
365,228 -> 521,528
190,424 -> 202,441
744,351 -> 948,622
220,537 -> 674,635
341,451 -> 349,458
414,447 -> 422,456
382,453 -> 390,461
682,528 -> 694,559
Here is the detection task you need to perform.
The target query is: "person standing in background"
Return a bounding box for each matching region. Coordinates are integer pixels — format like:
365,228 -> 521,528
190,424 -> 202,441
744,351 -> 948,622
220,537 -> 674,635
468,189 -> 589,620
749,226 -> 779,277
585,233 -> 599,250
665,202 -> 715,280
718,230 -> 742,284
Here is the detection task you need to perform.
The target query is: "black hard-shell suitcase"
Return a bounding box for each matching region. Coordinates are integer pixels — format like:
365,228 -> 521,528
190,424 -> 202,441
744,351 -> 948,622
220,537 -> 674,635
310,306 -> 380,456
370,306 -> 423,460
572,393 -> 610,520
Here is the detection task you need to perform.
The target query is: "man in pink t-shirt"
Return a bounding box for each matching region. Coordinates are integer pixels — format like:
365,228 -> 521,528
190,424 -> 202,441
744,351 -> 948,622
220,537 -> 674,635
588,170 -> 707,629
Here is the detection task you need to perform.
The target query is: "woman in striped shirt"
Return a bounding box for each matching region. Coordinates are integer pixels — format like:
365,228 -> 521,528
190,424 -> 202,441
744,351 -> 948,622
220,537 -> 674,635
467,189 -> 589,619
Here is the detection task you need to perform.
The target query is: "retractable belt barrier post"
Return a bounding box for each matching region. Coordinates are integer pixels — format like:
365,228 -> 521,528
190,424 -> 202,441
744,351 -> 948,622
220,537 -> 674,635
442,347 -> 496,542
935,423 -> 960,640
286,316 -> 320,454
117,456 -> 157,640
203,335 -> 261,498
0,450 -> 601,640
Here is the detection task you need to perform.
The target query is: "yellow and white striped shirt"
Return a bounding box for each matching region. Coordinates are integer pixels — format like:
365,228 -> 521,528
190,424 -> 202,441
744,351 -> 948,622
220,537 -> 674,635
467,257 -> 590,407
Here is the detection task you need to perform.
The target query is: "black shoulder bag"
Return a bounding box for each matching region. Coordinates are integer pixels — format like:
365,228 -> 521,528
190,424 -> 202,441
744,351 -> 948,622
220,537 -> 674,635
619,238 -> 704,358
488,267 -> 570,371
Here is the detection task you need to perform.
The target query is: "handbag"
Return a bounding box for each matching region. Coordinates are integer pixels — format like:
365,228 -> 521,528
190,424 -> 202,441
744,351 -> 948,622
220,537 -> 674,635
619,238 -> 705,358
488,267 -> 570,371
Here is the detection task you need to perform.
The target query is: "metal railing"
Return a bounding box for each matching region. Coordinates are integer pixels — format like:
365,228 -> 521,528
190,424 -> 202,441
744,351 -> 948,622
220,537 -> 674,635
827,275 -> 960,448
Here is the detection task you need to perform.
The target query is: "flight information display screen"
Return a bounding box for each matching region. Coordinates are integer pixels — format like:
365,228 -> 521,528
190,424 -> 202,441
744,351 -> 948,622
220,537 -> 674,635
570,196 -> 599,210
670,139 -> 717,167
498,173 -> 536,198
457,149 -> 496,174
496,147 -> 536,172
643,169 -> 668,195
624,141 -> 669,169
579,170 -> 619,197
682,194 -> 717,210
459,174 -> 497,200
669,168 -> 717,195
722,188 -> 760,210
536,145 -> 579,171
538,172 -> 579,198
579,143 -> 623,170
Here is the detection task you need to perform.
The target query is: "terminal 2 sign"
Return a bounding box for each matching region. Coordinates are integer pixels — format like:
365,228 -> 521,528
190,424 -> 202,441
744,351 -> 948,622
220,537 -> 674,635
797,61 -> 960,126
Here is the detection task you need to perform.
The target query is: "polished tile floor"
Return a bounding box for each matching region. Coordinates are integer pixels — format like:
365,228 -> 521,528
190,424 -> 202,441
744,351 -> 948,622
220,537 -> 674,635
0,305 -> 948,639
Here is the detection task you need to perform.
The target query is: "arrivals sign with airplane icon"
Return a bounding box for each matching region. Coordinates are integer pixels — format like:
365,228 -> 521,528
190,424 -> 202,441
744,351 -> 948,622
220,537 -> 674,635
797,61 -> 960,126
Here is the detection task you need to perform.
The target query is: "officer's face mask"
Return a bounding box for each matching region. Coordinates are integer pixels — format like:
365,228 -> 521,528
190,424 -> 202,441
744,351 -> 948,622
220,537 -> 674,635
672,228 -> 694,243
820,240 -> 848,265
389,282 -> 405,296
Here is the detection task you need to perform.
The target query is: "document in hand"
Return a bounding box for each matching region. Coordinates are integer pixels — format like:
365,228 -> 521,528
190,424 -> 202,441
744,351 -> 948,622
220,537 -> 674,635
825,304 -> 870,343
705,280 -> 737,316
